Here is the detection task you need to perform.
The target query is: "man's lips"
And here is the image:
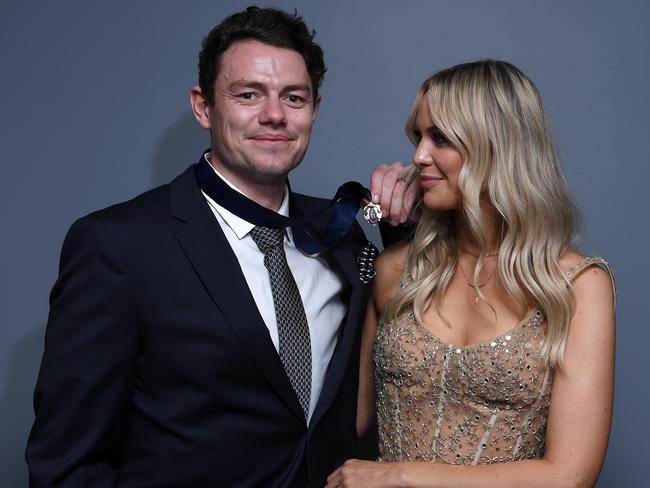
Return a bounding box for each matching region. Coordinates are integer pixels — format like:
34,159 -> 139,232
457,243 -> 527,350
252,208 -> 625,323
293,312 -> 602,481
249,133 -> 294,142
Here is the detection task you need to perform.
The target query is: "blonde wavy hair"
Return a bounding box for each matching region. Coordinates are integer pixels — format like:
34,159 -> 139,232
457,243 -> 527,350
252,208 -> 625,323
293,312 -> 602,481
385,60 -> 580,367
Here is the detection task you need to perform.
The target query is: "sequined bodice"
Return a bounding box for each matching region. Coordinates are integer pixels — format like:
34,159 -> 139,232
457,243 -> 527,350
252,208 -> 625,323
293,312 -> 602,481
373,256 -> 610,465
374,307 -> 551,465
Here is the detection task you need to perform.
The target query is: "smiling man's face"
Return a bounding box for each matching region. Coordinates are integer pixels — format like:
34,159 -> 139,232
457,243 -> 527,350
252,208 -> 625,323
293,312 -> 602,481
198,39 -> 320,190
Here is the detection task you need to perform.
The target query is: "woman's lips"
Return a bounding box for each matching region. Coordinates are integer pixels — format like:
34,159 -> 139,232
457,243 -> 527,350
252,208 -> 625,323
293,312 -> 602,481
420,174 -> 445,189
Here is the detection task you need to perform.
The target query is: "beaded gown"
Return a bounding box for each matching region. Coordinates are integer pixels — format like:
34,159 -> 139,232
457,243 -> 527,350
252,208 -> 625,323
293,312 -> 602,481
373,256 -> 609,465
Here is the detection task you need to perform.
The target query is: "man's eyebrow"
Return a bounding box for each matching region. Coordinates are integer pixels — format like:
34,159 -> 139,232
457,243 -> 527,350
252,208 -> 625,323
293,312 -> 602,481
228,81 -> 266,92
227,81 -> 312,95
281,83 -> 311,94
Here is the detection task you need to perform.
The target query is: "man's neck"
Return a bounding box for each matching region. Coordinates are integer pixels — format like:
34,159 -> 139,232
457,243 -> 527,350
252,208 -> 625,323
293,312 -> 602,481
207,158 -> 286,212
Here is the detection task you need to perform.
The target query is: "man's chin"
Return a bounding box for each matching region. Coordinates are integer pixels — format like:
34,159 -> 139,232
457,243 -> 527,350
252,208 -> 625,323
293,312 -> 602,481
246,161 -> 301,185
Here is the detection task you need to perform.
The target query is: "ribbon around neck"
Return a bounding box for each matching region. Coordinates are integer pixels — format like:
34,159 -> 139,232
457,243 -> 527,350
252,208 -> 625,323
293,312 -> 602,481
194,152 -> 370,255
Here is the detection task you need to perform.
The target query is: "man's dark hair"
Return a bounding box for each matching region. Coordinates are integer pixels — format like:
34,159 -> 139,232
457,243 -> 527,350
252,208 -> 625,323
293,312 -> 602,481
199,6 -> 326,105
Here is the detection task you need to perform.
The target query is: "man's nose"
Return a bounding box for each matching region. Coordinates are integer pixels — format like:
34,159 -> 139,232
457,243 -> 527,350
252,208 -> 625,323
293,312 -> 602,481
259,97 -> 286,125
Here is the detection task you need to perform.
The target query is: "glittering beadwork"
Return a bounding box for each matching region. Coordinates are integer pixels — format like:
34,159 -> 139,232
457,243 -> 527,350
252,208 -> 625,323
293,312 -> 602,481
374,308 -> 550,465
373,257 -> 610,465
357,241 -> 379,284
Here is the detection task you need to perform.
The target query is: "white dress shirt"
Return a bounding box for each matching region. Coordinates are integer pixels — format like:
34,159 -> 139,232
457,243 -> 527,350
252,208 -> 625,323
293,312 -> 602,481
201,162 -> 347,423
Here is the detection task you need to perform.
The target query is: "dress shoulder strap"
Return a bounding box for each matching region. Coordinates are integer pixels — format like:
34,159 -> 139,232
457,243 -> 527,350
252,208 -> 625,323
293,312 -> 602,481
564,256 -> 616,307
399,248 -> 412,289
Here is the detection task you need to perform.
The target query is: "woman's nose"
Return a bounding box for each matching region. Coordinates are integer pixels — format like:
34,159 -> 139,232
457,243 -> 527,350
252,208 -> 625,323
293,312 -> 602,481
412,141 -> 433,168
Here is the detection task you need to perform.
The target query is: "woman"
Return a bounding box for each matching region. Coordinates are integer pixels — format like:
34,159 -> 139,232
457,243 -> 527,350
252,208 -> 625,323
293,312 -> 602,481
327,60 -> 615,487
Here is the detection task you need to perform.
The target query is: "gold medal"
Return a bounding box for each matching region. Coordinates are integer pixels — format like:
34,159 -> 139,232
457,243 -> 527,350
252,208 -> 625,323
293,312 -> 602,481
363,202 -> 382,226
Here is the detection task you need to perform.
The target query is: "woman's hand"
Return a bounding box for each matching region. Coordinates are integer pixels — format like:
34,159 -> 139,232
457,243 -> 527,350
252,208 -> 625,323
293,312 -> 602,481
325,459 -> 404,488
369,161 -> 419,225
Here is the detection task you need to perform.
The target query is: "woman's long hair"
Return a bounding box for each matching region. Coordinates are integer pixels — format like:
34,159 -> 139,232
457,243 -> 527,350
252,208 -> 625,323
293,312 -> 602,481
385,60 -> 580,367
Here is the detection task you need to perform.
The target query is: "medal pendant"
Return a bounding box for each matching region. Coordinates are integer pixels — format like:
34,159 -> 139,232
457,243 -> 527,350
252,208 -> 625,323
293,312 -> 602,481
363,202 -> 382,226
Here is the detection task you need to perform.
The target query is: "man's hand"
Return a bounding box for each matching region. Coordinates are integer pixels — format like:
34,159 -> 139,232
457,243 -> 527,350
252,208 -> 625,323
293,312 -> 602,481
369,162 -> 418,226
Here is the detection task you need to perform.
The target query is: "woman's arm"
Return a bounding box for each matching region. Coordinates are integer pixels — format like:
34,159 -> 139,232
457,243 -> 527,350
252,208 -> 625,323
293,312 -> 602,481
356,291 -> 379,437
357,242 -> 410,437
331,261 -> 616,488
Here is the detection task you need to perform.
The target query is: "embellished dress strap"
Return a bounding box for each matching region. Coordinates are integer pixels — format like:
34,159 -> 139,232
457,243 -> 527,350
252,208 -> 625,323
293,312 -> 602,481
399,244 -> 413,290
399,268 -> 411,289
564,256 -> 616,306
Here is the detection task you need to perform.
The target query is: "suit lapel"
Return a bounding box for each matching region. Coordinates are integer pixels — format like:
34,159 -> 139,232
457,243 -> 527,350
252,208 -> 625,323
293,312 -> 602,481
169,167 -> 305,421
290,193 -> 369,428
312,238 -> 367,428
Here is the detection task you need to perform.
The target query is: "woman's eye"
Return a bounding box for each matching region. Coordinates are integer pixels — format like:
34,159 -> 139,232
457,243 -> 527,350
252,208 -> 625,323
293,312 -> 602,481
431,130 -> 449,146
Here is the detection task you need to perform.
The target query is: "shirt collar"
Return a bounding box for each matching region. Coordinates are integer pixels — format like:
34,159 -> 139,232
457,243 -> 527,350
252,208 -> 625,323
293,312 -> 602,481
201,153 -> 293,242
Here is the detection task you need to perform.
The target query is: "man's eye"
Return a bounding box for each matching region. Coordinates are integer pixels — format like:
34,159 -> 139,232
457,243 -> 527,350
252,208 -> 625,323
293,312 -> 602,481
286,94 -> 306,105
239,92 -> 256,100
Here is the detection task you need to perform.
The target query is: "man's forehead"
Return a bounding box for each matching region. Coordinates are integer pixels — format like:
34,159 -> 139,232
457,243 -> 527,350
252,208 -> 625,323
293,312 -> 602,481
220,40 -> 306,71
216,40 -> 311,89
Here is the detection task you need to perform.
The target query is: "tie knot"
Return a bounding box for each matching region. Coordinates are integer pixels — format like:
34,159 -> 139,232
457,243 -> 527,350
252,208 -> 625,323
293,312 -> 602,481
250,226 -> 285,254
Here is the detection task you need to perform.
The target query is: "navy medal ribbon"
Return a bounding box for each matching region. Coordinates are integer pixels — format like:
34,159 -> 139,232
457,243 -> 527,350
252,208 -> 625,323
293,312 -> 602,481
194,151 -> 371,255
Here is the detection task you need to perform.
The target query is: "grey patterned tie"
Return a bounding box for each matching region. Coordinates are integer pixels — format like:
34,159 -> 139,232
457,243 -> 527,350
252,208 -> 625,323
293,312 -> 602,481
250,226 -> 312,419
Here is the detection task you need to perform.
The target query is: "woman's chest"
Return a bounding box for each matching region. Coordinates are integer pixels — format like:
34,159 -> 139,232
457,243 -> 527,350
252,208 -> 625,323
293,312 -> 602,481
373,311 -> 550,408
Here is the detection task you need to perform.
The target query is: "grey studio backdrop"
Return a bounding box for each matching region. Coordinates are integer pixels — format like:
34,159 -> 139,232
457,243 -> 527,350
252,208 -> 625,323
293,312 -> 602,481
1,0 -> 648,486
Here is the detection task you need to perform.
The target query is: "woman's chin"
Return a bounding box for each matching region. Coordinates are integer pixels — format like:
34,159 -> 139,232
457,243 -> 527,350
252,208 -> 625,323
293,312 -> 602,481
422,194 -> 461,212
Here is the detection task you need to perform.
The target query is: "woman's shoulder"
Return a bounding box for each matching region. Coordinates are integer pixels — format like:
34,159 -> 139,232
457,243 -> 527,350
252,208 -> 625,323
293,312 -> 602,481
559,250 -> 615,308
373,241 -> 409,310
375,240 -> 409,270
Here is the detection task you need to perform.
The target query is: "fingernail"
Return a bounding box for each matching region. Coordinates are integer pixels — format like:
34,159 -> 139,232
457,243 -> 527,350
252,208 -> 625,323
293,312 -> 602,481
372,194 -> 380,203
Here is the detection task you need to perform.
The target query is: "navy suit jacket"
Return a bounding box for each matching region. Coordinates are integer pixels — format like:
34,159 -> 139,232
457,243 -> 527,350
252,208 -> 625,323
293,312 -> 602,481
26,165 -> 372,487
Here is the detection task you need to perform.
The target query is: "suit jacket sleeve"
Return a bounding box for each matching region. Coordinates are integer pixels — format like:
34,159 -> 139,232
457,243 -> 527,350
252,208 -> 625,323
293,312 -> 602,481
26,214 -> 139,487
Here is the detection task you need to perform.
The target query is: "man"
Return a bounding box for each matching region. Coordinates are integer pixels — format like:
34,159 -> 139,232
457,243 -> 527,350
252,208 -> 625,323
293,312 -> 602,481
26,6 -> 413,487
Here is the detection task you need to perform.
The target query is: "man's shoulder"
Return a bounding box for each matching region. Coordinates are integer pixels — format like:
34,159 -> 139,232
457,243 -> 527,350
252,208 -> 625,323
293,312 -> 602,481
86,182 -> 170,225
71,166 -> 197,237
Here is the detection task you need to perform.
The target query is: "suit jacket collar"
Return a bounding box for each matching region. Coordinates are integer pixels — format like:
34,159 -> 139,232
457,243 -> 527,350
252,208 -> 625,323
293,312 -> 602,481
169,166 -> 368,427
170,167 -> 305,421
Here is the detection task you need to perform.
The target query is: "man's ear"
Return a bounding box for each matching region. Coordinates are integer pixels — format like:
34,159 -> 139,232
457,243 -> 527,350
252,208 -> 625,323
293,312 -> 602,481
190,85 -> 212,129
312,94 -> 322,122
